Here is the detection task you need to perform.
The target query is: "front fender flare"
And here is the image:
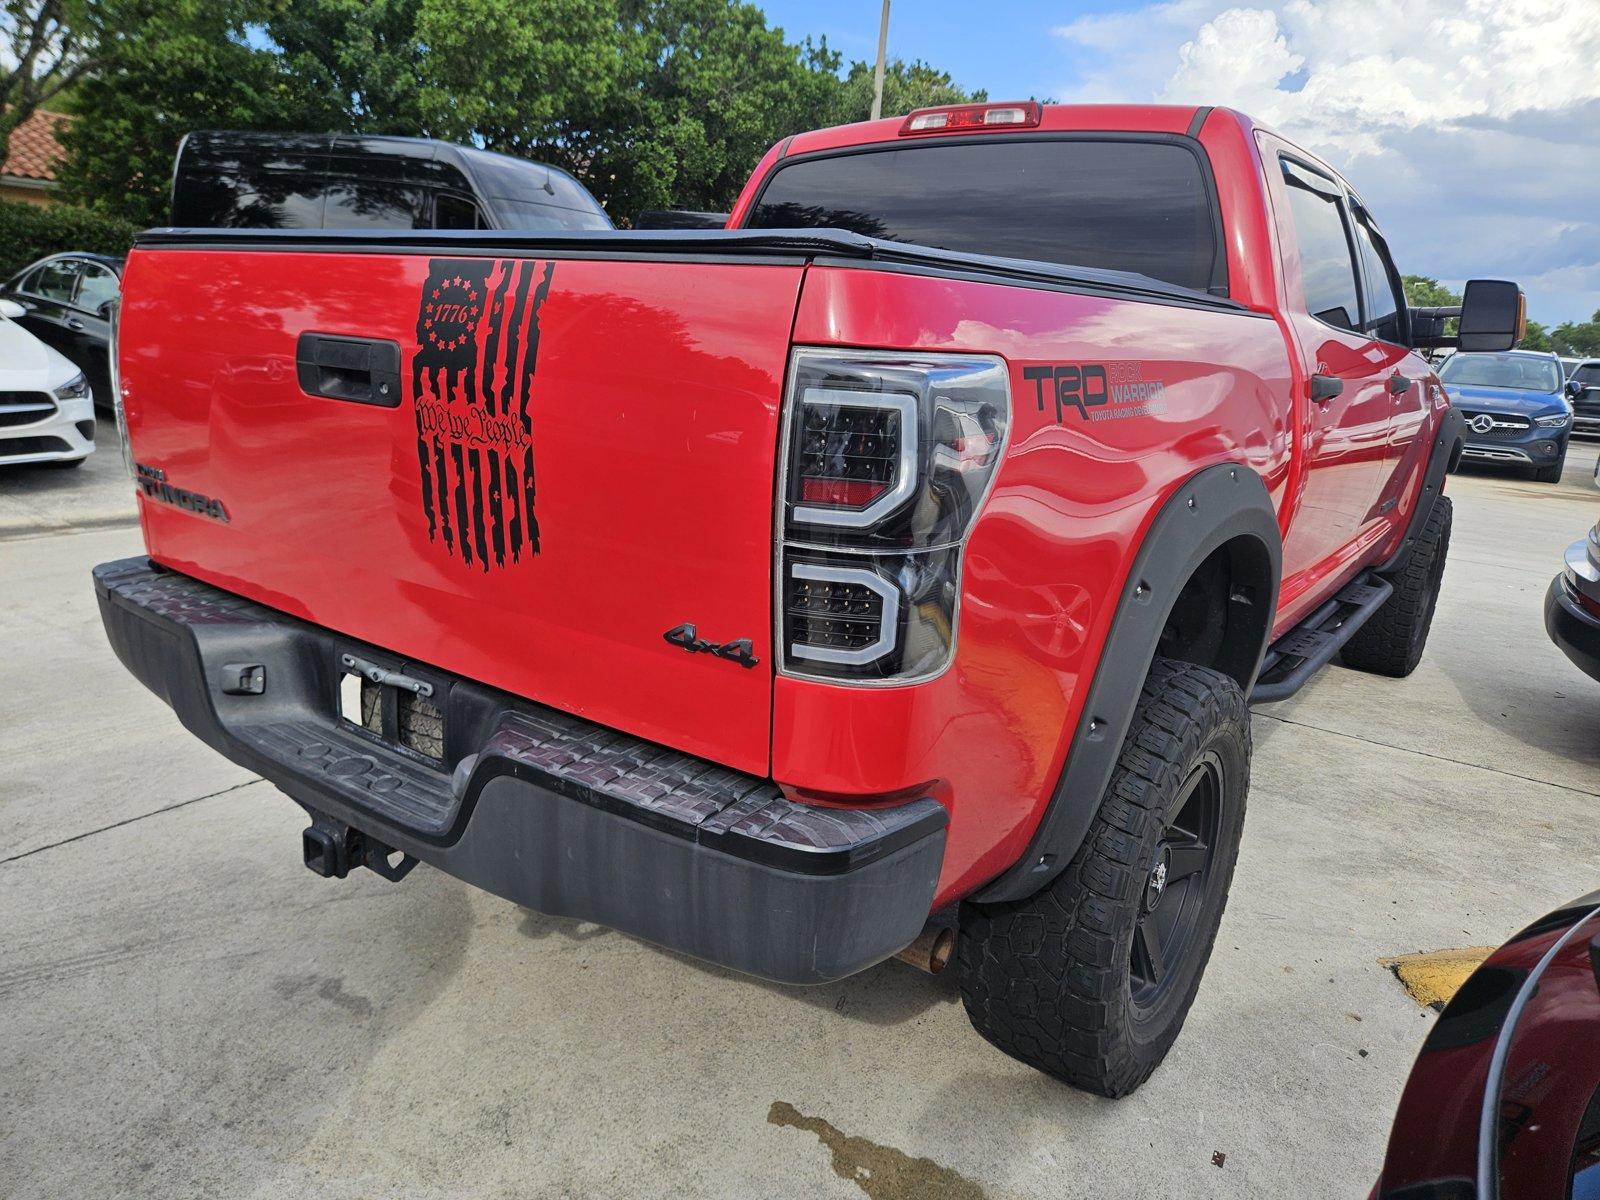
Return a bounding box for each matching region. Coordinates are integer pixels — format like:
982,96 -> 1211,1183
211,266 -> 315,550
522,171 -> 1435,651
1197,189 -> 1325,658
973,462 -> 1281,905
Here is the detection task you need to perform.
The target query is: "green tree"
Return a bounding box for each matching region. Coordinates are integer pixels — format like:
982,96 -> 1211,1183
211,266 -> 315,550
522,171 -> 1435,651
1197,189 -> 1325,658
1,0 -> 101,145
57,0 -> 300,226
1520,319 -> 1552,352
418,0 -> 844,221
1551,312 -> 1600,358
1401,275 -> 1460,309
264,0 -> 426,134
829,57 -> 986,125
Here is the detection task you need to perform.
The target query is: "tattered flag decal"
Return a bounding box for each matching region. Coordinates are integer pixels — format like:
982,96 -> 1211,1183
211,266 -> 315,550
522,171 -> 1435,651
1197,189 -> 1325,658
410,257 -> 555,570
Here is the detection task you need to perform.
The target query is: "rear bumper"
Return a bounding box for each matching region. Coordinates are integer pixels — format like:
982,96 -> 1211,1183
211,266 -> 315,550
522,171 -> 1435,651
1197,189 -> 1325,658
1545,575 -> 1600,684
94,556 -> 946,984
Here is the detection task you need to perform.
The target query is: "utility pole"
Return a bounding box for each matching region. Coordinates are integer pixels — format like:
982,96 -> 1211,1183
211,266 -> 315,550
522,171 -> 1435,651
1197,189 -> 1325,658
870,0 -> 890,121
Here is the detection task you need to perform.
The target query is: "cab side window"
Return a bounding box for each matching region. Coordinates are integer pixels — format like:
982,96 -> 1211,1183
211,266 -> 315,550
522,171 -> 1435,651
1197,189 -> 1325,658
1351,210 -> 1404,345
435,193 -> 486,229
76,263 -> 119,314
1280,158 -> 1361,332
34,259 -> 81,304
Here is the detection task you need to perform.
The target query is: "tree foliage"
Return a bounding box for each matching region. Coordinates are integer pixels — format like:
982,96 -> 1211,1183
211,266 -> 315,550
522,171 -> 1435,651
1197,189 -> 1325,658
53,0 -> 985,227
1551,314 -> 1600,358
1401,275 -> 1459,309
0,0 -> 103,145
828,58 -> 987,126
0,195 -> 136,277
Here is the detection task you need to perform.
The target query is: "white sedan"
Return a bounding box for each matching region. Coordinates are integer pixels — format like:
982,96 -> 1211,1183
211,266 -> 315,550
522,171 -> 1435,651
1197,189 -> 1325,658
0,296 -> 95,467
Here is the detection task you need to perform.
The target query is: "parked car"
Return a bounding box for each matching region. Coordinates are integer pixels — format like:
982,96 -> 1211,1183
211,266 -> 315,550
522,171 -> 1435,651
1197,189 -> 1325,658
1376,890 -> 1600,1197
0,297 -> 95,467
1439,349 -> 1573,481
1566,358 -> 1600,439
95,101 -> 1521,1098
171,131 -> 613,232
1546,518 -> 1600,682
0,252 -> 121,410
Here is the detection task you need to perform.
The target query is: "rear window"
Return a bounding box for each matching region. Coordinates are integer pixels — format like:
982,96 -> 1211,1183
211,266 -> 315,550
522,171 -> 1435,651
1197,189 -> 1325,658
746,139 -> 1222,293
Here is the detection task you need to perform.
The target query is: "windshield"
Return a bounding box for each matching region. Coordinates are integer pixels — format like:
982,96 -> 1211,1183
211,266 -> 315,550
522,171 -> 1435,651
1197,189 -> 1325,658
1439,353 -> 1562,393
745,138 -> 1221,293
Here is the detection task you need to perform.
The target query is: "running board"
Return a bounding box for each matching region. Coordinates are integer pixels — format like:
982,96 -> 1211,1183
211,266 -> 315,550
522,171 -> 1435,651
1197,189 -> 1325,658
1250,571 -> 1393,704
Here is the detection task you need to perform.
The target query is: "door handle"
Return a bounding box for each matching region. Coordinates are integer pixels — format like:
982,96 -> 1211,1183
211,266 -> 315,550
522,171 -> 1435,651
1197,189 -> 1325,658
66,318 -> 85,331
1387,374 -> 1411,396
294,332 -> 401,406
1309,374 -> 1343,403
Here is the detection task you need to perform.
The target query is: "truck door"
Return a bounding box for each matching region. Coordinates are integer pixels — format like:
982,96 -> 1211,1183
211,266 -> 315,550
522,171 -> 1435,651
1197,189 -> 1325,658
1269,151 -> 1397,589
1347,200 -> 1430,512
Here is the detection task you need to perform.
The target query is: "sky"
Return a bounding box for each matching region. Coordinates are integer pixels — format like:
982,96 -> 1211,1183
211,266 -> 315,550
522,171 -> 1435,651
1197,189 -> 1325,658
759,0 -> 1600,328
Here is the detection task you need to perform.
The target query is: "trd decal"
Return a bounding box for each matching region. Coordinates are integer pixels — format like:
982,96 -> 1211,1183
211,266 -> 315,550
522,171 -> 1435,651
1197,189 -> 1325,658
663,623 -> 760,669
411,257 -> 555,570
134,462 -> 229,522
1024,361 -> 1169,423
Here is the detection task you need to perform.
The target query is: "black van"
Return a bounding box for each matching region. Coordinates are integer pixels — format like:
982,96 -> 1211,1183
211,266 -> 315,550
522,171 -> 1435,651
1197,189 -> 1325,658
170,131 -> 612,231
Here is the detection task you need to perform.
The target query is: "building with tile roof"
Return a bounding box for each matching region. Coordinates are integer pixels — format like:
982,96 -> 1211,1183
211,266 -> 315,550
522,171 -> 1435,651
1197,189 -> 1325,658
2,109 -> 71,207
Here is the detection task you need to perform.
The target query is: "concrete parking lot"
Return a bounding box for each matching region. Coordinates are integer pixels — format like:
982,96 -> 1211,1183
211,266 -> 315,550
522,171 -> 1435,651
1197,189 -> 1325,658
3,440 -> 1599,1199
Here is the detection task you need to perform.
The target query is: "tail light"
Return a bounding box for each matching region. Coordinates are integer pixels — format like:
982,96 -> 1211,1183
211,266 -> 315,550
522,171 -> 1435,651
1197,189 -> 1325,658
777,349 -> 1010,684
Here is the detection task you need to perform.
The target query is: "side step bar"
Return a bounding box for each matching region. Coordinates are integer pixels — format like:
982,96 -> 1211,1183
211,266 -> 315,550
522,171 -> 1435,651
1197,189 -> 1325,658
1250,570 -> 1393,704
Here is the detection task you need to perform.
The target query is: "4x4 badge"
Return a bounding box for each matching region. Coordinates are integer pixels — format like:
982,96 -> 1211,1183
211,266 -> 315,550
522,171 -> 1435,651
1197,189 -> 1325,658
663,624 -> 759,669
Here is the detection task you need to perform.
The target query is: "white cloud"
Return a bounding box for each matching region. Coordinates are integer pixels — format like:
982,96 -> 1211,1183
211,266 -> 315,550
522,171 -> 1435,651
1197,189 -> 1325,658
1052,0 -> 1600,324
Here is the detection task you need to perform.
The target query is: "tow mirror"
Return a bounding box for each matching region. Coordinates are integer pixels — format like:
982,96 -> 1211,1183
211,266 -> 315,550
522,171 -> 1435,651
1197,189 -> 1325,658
1410,279 -> 1526,352
0,297 -> 24,320
1457,279 -> 1525,352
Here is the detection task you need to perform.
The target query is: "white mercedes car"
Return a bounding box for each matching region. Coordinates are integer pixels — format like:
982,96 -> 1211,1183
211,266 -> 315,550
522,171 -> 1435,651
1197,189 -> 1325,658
0,296 -> 95,467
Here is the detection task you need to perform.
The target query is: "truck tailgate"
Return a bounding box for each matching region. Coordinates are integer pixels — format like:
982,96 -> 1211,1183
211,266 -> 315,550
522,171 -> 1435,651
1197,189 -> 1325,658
119,246 -> 800,774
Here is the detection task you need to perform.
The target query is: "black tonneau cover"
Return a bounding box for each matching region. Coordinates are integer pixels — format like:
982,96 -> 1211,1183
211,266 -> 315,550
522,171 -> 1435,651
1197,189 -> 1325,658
133,226 -> 1251,313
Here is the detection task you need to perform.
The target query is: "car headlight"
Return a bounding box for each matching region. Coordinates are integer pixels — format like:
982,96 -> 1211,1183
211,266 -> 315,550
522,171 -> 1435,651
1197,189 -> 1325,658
54,373 -> 90,401
1535,411 -> 1572,428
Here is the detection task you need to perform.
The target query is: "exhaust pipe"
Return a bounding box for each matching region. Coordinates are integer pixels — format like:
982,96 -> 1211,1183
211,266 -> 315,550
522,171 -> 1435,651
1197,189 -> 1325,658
895,922 -> 955,974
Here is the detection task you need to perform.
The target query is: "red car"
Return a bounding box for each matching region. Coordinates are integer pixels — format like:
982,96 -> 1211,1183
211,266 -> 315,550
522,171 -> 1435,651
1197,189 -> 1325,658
95,102 -> 1521,1096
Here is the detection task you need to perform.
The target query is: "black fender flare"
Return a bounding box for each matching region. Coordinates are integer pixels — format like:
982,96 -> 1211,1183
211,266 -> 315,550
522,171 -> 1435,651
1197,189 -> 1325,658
973,462 -> 1282,905
1376,405 -> 1464,576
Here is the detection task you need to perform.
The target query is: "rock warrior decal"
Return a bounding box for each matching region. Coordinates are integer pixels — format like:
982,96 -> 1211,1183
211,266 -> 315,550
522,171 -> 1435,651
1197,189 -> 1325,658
410,257 -> 555,570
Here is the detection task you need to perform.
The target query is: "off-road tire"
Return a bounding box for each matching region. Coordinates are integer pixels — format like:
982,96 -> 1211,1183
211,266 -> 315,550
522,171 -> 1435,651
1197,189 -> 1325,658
1341,494 -> 1452,678
1534,459 -> 1564,484
956,658 -> 1250,1097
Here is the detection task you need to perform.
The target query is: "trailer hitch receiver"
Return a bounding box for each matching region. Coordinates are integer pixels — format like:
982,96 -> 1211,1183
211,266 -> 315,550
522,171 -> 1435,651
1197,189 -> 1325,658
302,812 -> 418,882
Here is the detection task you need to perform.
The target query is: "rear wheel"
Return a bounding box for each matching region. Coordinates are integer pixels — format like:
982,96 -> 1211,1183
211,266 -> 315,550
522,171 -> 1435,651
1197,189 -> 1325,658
957,658 -> 1250,1097
1341,494 -> 1452,677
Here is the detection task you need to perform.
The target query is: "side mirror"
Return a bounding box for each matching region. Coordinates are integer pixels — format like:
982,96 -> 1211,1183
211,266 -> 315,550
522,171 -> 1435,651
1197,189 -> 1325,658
1570,379 -> 1586,399
1457,279 -> 1525,353
0,297 -> 24,320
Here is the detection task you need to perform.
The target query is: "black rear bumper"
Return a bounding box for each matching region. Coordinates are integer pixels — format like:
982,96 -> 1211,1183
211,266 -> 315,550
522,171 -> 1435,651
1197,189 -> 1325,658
1546,575 -> 1600,684
94,557 -> 946,984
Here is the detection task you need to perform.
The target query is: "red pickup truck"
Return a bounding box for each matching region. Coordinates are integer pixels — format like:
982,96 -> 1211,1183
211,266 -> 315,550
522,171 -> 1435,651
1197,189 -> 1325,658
96,102 -> 1521,1096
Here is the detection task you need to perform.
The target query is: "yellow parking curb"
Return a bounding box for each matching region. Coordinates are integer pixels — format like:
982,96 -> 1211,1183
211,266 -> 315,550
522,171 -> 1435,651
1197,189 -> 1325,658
1379,947 -> 1498,1010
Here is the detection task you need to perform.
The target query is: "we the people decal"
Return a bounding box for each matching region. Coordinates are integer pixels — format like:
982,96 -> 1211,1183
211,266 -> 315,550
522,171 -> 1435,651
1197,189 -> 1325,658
411,257 -> 554,570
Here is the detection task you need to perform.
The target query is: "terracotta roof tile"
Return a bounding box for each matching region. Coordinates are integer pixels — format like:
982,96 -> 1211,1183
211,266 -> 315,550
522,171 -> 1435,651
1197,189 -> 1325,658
3,109 -> 71,182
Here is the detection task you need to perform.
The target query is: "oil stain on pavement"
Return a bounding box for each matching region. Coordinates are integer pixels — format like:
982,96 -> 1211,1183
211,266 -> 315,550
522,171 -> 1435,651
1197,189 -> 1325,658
1379,947 -> 1498,1010
768,1100 -> 987,1200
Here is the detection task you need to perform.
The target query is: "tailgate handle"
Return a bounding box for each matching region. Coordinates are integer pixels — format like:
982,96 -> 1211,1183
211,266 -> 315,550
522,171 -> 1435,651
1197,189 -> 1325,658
295,333 -> 401,407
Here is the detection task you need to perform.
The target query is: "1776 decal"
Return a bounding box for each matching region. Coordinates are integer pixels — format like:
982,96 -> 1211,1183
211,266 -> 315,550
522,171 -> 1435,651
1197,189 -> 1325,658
411,257 -> 555,570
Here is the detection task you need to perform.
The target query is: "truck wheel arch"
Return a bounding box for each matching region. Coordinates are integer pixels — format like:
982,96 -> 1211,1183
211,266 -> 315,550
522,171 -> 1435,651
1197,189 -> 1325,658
973,462 -> 1281,905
